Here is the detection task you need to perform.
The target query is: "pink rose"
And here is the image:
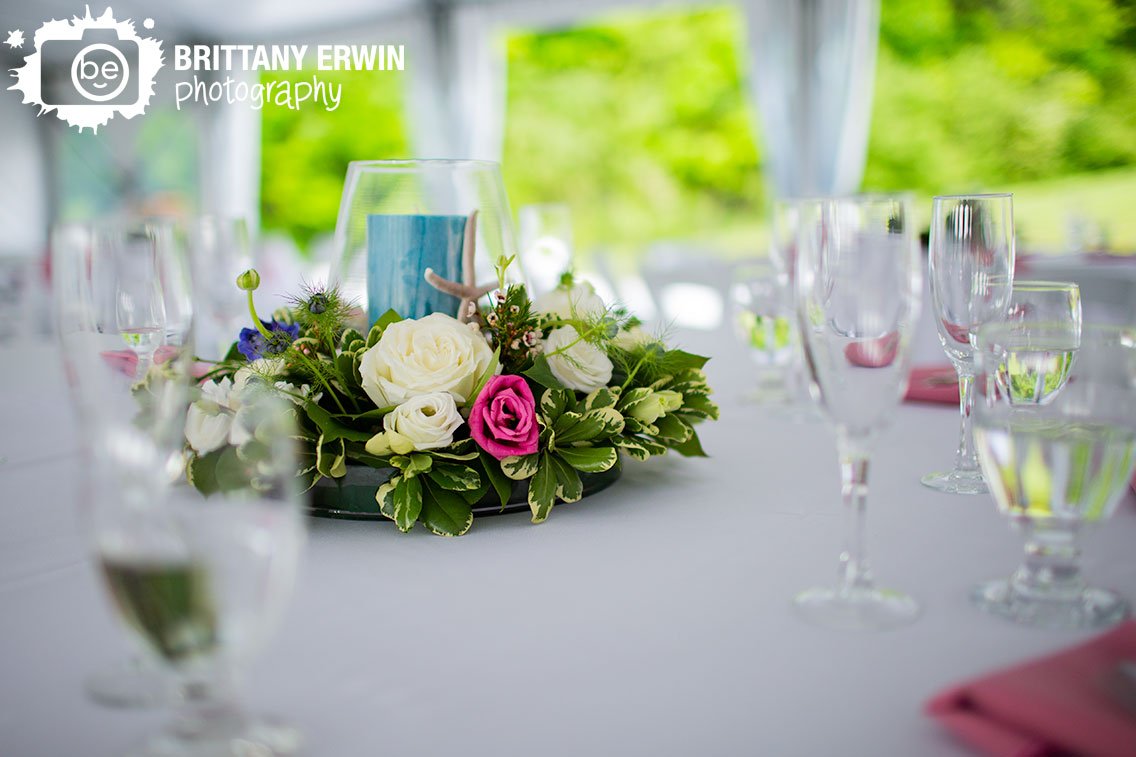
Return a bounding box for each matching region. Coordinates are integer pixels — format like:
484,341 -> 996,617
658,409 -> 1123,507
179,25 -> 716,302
470,375 -> 539,460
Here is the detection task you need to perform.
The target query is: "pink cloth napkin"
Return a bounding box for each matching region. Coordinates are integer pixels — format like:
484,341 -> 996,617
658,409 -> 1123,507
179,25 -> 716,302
905,365 -> 960,405
100,346 -> 181,378
927,621 -> 1136,757
844,334 -> 900,368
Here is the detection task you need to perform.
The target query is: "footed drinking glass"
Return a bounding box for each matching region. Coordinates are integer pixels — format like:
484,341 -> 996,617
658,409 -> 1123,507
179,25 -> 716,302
793,195 -> 923,631
97,387 -> 308,755
972,322 -> 1134,629
923,194 -> 1015,495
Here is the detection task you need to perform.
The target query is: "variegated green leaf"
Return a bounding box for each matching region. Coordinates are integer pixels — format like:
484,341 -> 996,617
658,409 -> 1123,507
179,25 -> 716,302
549,454 -> 583,503
527,455 -> 557,523
619,387 -> 653,406
583,386 -> 618,411
315,436 -> 347,478
552,410 -> 584,436
557,407 -> 625,444
614,437 -> 652,461
375,477 -> 399,519
480,452 -> 513,508
392,475 -> 423,531
420,479 -> 474,536
501,453 -> 540,480
428,463 -> 481,492
339,328 -> 364,349
557,446 -> 618,473
390,454 -> 433,474
654,414 -> 693,443
430,449 -> 481,461
365,322 -> 384,348
540,388 -> 572,420
669,428 -> 708,458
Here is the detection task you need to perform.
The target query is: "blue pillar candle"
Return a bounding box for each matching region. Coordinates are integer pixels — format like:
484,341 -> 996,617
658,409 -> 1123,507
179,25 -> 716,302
366,214 -> 467,325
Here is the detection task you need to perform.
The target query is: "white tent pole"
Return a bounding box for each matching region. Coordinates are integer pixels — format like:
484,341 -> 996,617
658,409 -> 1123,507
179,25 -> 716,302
744,0 -> 880,198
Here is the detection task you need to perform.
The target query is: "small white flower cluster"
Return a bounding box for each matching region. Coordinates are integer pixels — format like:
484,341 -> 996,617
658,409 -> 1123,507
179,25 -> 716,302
185,360 -> 319,455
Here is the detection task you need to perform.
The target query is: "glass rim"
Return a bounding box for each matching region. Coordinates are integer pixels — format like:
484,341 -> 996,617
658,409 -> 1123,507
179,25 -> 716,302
976,321 -> 1127,343
344,159 -> 501,172
1012,280 -> 1080,292
932,192 -> 1012,200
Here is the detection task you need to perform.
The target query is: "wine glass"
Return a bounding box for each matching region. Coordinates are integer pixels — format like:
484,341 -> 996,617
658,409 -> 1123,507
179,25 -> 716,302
518,202 -> 573,297
187,217 -> 253,361
793,194 -> 923,631
972,322 -> 1135,629
729,259 -> 794,404
96,385 -> 307,755
52,220 -> 196,707
769,198 -> 824,421
331,160 -> 522,328
923,194 -> 1015,495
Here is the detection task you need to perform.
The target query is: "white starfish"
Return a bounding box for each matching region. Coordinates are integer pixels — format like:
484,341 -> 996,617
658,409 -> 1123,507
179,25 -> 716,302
424,210 -> 495,323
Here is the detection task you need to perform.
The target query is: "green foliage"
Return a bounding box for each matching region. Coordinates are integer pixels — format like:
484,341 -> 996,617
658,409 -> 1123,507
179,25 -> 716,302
502,6 -> 765,254
259,68 -> 408,250
865,0 -> 1136,199
500,386 -> 622,522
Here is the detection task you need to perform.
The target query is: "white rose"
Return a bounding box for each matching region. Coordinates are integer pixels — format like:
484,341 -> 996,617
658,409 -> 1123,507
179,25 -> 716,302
544,326 -> 614,393
365,393 -> 464,455
533,281 -> 606,320
359,313 -> 496,408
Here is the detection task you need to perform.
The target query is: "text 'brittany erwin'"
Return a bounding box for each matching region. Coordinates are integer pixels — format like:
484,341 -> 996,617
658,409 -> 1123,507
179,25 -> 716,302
173,45 -> 405,72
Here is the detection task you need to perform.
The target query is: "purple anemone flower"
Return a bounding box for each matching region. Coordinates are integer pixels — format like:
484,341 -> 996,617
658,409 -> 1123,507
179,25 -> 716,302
237,320 -> 300,360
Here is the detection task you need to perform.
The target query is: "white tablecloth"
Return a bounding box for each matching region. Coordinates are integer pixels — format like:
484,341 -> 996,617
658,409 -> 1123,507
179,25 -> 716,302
2,334 -> 1134,757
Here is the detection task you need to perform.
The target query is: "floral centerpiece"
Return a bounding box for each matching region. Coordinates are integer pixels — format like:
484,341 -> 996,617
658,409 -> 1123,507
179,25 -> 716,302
184,259 -> 718,536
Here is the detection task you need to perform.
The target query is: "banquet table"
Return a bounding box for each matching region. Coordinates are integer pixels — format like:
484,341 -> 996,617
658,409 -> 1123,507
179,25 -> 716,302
2,329 -> 1135,757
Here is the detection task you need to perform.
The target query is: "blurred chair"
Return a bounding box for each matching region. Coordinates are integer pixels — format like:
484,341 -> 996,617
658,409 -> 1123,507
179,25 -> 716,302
639,242 -> 735,331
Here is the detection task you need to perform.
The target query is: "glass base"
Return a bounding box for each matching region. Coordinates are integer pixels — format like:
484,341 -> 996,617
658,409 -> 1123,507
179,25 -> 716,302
793,586 -> 920,631
970,578 -> 1130,630
86,659 -> 173,709
921,469 -> 988,495
128,713 -> 300,756
739,385 -> 791,406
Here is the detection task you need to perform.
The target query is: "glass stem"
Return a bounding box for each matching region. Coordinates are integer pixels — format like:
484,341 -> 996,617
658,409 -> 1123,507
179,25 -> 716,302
837,431 -> 873,595
171,670 -> 243,739
954,371 -> 979,473
1011,523 -> 1084,601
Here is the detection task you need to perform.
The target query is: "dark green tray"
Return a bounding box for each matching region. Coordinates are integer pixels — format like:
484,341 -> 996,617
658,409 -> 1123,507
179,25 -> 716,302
310,458 -> 623,521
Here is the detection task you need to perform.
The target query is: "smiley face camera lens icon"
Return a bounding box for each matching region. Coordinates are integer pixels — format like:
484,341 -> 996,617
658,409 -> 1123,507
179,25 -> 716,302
42,28 -> 139,106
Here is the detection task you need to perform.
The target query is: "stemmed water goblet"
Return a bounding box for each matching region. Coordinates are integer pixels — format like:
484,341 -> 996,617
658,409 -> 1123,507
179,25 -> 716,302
923,194 -> 1015,494
971,322 -> 1135,628
792,194 -> 923,630
729,259 -> 794,404
96,386 -> 308,755
52,220 -> 195,707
